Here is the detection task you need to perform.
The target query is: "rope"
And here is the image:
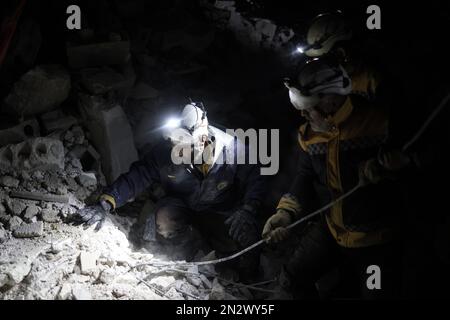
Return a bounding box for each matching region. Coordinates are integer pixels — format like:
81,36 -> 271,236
134,91 -> 449,269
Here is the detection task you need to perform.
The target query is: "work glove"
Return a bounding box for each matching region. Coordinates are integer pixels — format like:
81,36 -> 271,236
377,148 -> 411,171
225,205 -> 259,247
359,148 -> 411,185
262,209 -> 293,244
73,200 -> 112,231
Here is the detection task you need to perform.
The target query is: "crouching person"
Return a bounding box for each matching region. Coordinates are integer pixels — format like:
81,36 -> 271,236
73,102 -> 267,281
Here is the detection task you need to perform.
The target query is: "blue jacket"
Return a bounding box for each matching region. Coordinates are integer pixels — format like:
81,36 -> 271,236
102,136 -> 267,214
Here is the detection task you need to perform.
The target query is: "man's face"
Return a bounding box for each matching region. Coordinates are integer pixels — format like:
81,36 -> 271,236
300,106 -> 331,133
298,94 -> 345,132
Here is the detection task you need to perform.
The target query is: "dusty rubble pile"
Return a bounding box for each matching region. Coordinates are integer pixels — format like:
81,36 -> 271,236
0,97 -> 248,300
0,123 -> 248,300
0,213 -> 245,300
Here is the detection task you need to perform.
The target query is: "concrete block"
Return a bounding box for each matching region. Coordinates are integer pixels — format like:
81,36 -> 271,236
0,137 -> 65,171
80,67 -> 134,95
0,119 -> 40,147
0,227 -> 7,243
79,97 -> 138,183
79,251 -> 98,275
12,221 -> 43,238
0,175 -> 19,188
40,109 -> 77,134
4,65 -> 71,117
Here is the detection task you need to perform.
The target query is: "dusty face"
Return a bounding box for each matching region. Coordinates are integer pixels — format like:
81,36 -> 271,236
299,94 -> 345,133
300,107 -> 331,132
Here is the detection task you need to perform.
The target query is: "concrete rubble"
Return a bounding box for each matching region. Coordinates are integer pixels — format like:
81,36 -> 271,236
3,65 -> 71,117
200,0 -> 294,51
0,119 -> 40,147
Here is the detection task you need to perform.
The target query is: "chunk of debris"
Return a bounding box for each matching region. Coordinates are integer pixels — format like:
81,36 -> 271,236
79,251 -> 98,275
23,205 -> 40,221
71,126 -> 85,145
66,40 -> 130,69
7,199 -> 27,216
129,82 -> 159,100
10,191 -> 69,204
80,67 -> 134,95
149,275 -> 176,292
4,65 -> 71,117
1,138 -> 65,171
0,119 -> 40,147
78,98 -> 138,183
186,266 -> 202,287
165,287 -> 184,300
57,283 -> 72,300
209,278 -> 226,300
99,268 -> 116,285
40,109 -> 78,134
0,226 -> 8,243
71,285 -> 92,300
12,221 -> 43,238
0,175 -> 19,188
40,208 -> 60,223
76,172 -> 97,188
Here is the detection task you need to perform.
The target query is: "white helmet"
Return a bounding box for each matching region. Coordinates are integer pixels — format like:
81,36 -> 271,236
303,12 -> 352,58
285,59 -> 352,110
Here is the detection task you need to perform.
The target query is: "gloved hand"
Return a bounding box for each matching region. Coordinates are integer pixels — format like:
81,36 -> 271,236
73,200 -> 111,231
262,209 -> 292,244
377,149 -> 411,171
359,158 -> 385,185
225,206 -> 258,246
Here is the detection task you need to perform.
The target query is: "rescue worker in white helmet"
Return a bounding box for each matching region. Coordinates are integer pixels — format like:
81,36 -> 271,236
73,102 -> 267,281
262,59 -> 404,299
296,11 -> 382,101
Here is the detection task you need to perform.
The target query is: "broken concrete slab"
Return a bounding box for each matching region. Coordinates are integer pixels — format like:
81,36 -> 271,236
4,65 -> 71,117
0,138 -> 64,171
12,221 -> 43,238
40,209 -> 60,223
76,172 -> 97,188
0,119 -> 40,147
80,67 -> 134,95
79,97 -> 138,183
71,285 -> 92,300
209,278 -> 226,300
66,40 -> 130,69
200,274 -> 212,289
0,226 -> 7,243
79,251 -> 98,275
0,175 -> 19,188
57,283 -> 72,300
6,199 -> 27,216
40,109 -> 77,134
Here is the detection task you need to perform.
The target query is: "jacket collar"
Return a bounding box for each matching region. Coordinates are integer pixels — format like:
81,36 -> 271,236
327,96 -> 353,128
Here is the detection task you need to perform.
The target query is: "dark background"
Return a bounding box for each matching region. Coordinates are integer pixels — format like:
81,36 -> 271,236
1,0 -> 449,298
